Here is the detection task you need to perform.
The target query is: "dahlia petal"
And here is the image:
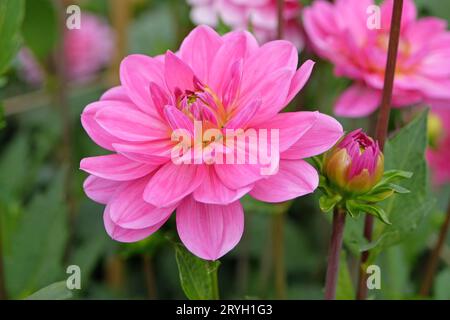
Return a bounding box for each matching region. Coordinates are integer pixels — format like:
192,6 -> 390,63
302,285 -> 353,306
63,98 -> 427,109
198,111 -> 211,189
100,86 -> 131,102
256,111 -> 318,153
179,25 -> 223,82
113,141 -> 172,164
215,163 -> 262,189
225,99 -> 260,129
120,54 -> 165,115
83,175 -> 123,204
282,112 -> 343,159
176,197 -> 244,260
209,32 -> 250,94
250,159 -> 319,202
104,205 -> 167,243
164,51 -> 196,92
81,101 -> 127,151
334,84 -> 381,117
193,166 -> 252,205
80,154 -> 157,181
143,163 -> 206,208
285,60 -> 315,104
109,178 -> 175,229
96,105 -> 168,142
164,105 -> 195,134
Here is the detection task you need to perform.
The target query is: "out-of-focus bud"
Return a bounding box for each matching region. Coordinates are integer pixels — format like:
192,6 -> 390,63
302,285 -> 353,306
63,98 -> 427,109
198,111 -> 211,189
427,112 -> 444,149
324,129 -> 384,195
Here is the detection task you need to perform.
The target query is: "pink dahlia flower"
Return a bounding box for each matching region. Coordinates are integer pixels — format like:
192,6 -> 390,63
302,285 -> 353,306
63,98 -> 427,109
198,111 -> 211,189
19,13 -> 114,85
187,0 -> 304,49
426,102 -> 450,186
80,25 -> 343,260
303,0 -> 450,117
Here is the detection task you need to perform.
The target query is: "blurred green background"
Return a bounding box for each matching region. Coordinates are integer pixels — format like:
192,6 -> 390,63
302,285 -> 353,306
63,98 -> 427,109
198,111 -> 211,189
0,0 -> 450,300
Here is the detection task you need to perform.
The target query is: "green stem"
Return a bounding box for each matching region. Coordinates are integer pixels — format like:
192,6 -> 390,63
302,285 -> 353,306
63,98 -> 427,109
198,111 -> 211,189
208,261 -> 220,300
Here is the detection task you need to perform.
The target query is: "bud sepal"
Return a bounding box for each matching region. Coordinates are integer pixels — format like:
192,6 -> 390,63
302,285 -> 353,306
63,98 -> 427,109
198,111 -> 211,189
316,129 -> 412,225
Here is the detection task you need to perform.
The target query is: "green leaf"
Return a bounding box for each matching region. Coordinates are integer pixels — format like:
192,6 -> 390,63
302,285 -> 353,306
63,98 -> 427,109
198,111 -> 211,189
336,250 -> 355,300
374,110 -> 436,250
357,188 -> 395,203
25,281 -> 72,300
4,173 -> 68,298
0,0 -> 25,75
174,243 -> 220,300
347,201 -> 391,225
377,170 -> 413,186
319,194 -> 341,212
22,0 -> 57,60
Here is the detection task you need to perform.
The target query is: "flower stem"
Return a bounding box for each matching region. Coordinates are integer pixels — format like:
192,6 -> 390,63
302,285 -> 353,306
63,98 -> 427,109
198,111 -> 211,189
324,207 -> 346,300
357,0 -> 404,300
272,211 -> 287,299
208,261 -> 220,300
276,0 -> 284,40
420,201 -> 450,297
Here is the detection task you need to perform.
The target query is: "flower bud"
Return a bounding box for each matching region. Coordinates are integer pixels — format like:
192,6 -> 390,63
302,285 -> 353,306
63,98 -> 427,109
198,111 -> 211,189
324,129 -> 384,195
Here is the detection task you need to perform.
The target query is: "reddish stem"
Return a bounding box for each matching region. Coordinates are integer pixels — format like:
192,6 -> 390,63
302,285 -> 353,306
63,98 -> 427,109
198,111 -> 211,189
324,208 -> 346,300
420,201 -> 450,296
357,0 -> 404,300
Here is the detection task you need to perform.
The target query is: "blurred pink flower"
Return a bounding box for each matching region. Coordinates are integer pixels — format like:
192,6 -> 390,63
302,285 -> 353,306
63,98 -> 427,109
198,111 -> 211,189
303,0 -> 450,117
80,25 -> 343,260
19,13 -> 114,85
427,102 -> 450,186
187,0 -> 304,49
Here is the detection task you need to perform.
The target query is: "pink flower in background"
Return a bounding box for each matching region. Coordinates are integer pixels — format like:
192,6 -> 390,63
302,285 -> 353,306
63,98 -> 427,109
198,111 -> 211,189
303,0 -> 450,117
187,0 -> 304,49
80,25 -> 343,260
19,13 -> 114,85
426,102 -> 450,186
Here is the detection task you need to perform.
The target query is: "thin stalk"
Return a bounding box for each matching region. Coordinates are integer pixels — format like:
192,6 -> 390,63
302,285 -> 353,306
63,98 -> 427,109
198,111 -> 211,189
357,0 -> 404,300
272,211 -> 287,299
420,201 -> 450,296
53,0 -> 76,262
208,261 -> 220,300
276,0 -> 284,40
324,207 -> 346,300
142,254 -> 158,299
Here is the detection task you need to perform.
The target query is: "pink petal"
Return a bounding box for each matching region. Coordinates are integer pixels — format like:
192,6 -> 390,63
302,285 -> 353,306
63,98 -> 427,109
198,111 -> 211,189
208,32 -> 250,95
243,68 -> 294,125
225,99 -> 260,129
80,154 -> 157,181
215,163 -> 263,189
81,101 -> 127,151
282,112 -> 343,159
164,105 -> 194,134
96,105 -> 168,142
164,51 -> 196,93
285,60 -> 315,104
104,205 -> 167,243
83,175 -> 123,204
176,197 -> 244,260
193,166 -> 252,205
100,86 -> 131,102
113,140 -> 172,164
179,25 -> 223,82
109,178 -> 175,229
250,159 -> 319,202
143,163 -> 206,208
120,54 -> 165,115
255,111 -> 319,153
334,84 -> 381,118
